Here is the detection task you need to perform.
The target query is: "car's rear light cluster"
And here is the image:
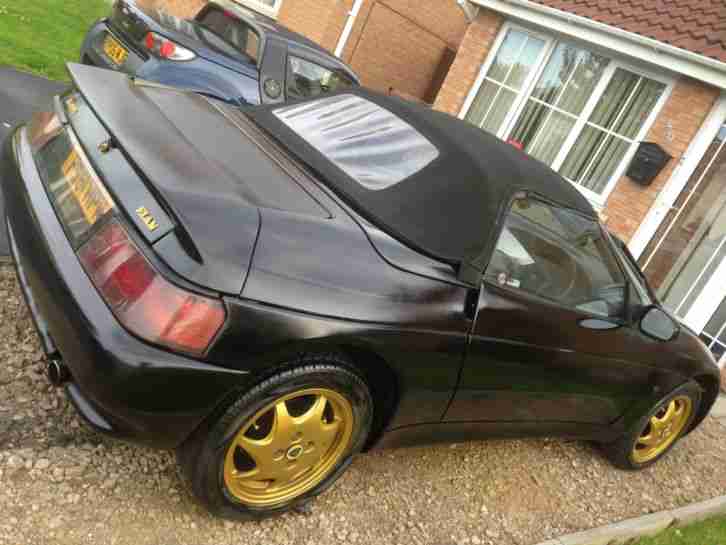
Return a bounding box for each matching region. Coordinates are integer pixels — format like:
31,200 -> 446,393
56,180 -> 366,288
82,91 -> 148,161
144,32 -> 196,61
78,219 -> 225,356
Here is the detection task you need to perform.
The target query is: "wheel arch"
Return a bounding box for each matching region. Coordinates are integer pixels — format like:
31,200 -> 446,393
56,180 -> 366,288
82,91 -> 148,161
688,373 -> 720,433
335,344 -> 400,451
179,341 -> 401,452
254,342 -> 401,451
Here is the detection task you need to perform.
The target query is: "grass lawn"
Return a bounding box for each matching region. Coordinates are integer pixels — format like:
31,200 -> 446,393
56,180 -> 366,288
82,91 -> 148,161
634,516 -> 726,544
0,0 -> 110,80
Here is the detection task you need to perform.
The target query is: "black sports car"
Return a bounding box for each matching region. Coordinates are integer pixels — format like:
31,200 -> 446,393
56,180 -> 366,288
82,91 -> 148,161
2,63 -> 719,520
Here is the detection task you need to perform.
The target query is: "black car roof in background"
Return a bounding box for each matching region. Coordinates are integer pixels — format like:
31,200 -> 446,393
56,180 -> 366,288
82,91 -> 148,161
208,1 -> 359,81
246,88 -> 596,275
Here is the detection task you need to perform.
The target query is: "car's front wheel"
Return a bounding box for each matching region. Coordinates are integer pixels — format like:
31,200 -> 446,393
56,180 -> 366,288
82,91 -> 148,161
178,357 -> 373,520
602,381 -> 700,470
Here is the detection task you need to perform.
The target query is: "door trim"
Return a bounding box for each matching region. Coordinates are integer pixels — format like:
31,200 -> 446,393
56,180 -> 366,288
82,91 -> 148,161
629,92 -> 726,259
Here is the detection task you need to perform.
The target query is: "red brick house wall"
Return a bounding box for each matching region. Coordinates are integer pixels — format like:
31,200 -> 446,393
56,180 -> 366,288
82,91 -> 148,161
333,0 -> 467,100
136,0 -> 206,18
276,0 -> 342,47
433,9 -> 504,115
433,9 -> 721,242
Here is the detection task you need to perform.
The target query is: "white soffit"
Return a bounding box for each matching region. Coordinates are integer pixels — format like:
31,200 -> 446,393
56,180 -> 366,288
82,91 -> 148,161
472,0 -> 726,90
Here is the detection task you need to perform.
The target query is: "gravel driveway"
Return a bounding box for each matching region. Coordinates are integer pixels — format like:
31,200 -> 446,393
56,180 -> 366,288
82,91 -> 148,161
1,265 -> 725,545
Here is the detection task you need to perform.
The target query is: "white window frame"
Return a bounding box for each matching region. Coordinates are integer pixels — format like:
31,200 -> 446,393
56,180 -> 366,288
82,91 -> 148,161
233,0 -> 283,18
459,23 -> 674,209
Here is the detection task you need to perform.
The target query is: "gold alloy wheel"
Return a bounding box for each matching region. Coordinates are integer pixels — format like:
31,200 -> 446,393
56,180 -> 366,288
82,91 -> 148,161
223,388 -> 354,507
632,395 -> 692,464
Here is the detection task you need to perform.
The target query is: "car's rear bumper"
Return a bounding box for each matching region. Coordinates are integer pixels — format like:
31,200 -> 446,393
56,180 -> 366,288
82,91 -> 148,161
1,127 -> 250,449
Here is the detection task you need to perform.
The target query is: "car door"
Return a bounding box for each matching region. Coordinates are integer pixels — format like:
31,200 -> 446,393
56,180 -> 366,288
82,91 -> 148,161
445,195 -> 658,431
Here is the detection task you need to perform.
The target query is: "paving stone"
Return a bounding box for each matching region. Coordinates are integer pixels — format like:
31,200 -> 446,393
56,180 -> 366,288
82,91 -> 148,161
557,512 -> 674,545
711,396 -> 726,418
670,495 -> 726,528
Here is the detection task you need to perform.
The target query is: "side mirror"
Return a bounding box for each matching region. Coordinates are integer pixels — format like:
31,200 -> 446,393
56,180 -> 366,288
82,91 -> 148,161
640,306 -> 678,341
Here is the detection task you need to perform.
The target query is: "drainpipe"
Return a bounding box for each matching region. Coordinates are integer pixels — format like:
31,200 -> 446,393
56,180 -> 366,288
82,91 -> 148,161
457,0 -> 480,23
334,0 -> 364,58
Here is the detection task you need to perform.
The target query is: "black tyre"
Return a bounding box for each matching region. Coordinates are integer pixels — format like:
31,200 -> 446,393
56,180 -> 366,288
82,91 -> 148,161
177,356 -> 373,520
602,381 -> 701,470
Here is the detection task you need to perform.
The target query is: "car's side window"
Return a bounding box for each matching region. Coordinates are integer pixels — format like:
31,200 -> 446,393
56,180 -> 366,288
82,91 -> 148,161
286,56 -> 354,99
196,7 -> 261,62
484,197 -> 626,318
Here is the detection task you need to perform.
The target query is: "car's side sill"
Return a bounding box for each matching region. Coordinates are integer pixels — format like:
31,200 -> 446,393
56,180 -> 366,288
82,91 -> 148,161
372,420 -> 617,450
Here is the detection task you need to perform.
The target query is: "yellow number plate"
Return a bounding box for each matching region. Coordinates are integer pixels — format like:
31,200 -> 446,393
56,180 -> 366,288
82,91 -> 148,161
61,151 -> 113,226
103,34 -> 128,66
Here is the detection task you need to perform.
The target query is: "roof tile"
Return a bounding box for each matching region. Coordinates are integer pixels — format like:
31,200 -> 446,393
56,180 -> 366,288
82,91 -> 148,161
531,0 -> 726,63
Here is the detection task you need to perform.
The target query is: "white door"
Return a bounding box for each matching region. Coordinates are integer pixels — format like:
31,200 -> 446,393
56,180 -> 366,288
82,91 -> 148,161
639,122 -> 726,366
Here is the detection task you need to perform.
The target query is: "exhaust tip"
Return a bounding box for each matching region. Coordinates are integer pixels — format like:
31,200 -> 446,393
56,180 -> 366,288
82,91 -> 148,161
47,359 -> 70,387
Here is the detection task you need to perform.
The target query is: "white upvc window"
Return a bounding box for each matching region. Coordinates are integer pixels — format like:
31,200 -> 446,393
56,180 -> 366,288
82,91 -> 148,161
234,0 -> 283,18
460,24 -> 673,208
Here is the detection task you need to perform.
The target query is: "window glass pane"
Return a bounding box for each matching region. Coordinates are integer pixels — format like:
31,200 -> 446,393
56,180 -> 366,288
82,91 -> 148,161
510,104 -> 575,165
704,297 -> 726,344
286,57 -> 354,99
485,198 -> 625,317
481,88 -> 517,134
609,236 -> 651,306
529,111 -> 576,165
589,69 -> 640,128
659,194 -> 726,318
560,70 -> 664,196
556,51 -> 609,115
531,43 -> 608,114
613,78 -> 665,139
530,43 -> 574,104
508,42 -> 608,169
505,36 -> 546,90
488,30 -> 528,83
465,80 -> 499,129
579,135 -> 630,194
509,99 -> 548,148
641,124 -> 726,324
560,125 -> 607,181
464,29 -> 545,136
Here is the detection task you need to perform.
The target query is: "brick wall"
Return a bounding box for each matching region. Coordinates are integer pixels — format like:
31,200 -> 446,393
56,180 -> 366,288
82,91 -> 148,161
277,0 -> 340,47
603,78 -> 719,241
136,0 -> 206,17
338,0 -> 468,99
433,9 -> 503,114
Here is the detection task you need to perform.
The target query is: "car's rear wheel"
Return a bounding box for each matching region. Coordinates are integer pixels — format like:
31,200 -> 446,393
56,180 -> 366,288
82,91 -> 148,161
177,357 -> 373,520
602,381 -> 700,470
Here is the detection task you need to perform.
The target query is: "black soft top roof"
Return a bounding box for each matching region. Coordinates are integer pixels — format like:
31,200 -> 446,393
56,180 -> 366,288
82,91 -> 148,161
246,88 -> 596,274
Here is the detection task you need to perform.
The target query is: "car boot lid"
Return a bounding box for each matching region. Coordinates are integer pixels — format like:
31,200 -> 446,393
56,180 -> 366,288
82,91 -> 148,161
67,62 -> 263,295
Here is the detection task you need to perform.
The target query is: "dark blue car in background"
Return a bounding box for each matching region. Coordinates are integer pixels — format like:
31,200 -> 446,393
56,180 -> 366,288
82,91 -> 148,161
80,0 -> 359,106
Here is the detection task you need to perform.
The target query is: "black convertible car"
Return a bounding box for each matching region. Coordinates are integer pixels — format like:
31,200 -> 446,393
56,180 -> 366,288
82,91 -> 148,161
2,64 -> 719,520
